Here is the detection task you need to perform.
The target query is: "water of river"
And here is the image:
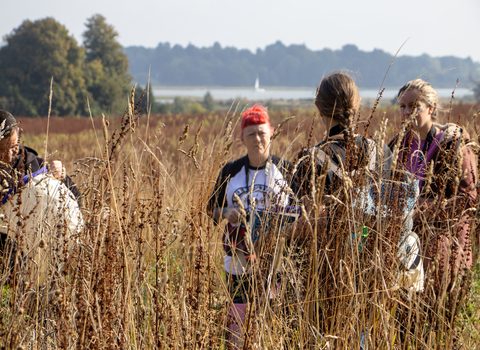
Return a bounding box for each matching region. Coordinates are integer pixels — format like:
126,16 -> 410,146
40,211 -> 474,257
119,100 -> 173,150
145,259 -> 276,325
153,87 -> 472,101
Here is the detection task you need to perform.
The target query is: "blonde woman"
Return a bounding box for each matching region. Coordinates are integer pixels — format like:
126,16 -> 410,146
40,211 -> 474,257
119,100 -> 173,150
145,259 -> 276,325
389,79 -> 477,283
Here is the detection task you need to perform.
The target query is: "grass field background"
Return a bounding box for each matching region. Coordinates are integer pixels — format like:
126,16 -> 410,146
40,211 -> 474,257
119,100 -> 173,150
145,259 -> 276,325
1,96 -> 479,348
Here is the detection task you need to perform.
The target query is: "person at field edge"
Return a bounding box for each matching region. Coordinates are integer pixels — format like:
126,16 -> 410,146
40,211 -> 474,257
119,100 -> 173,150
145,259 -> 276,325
0,110 -> 83,269
388,79 -> 477,287
208,104 -> 297,349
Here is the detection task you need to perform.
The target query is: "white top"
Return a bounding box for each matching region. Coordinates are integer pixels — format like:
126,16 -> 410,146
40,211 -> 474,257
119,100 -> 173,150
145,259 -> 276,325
223,160 -> 290,274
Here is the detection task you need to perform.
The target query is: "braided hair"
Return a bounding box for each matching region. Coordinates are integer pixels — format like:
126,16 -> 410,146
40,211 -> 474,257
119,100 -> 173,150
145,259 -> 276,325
314,71 -> 361,129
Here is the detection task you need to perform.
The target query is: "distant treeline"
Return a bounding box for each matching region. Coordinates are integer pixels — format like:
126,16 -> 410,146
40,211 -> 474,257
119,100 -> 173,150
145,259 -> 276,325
126,42 -> 480,89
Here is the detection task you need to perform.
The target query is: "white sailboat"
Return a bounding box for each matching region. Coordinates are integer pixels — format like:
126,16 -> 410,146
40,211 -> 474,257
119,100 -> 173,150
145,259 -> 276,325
254,75 -> 265,92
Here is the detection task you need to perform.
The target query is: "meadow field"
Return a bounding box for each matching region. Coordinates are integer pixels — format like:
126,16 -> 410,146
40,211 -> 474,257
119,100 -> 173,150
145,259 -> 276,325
1,94 -> 480,349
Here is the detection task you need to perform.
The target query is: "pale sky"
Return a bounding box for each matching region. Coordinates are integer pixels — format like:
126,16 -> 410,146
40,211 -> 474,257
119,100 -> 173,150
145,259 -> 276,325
2,0 -> 480,62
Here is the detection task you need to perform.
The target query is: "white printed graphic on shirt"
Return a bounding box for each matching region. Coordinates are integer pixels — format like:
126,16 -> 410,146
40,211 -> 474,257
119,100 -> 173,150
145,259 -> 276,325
226,163 -> 289,212
224,162 -> 289,275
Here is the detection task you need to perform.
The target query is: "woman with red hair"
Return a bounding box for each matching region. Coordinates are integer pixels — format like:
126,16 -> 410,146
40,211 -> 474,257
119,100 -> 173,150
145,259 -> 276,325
208,104 -> 295,348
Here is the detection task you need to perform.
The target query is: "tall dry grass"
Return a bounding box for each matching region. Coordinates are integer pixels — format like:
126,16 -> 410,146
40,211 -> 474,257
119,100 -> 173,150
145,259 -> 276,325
0,91 -> 478,349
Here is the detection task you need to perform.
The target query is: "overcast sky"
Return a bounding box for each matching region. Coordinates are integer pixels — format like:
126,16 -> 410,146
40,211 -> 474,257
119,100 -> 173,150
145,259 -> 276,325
2,0 -> 480,63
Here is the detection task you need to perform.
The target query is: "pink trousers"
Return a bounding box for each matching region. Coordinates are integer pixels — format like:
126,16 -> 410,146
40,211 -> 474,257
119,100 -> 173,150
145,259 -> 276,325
228,303 -> 246,349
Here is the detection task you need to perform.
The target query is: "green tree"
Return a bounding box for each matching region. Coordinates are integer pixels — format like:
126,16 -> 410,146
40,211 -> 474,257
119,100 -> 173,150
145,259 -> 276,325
83,14 -> 131,114
188,102 -> 206,114
172,97 -> 186,114
202,91 -> 215,111
0,18 -> 88,116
